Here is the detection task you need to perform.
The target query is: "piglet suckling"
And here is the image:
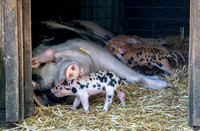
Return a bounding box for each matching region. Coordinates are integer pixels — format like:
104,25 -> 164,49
51,71 -> 126,112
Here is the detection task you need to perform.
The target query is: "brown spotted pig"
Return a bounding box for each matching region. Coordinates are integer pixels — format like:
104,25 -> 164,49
51,71 -> 125,112
108,35 -> 185,67
109,34 -> 167,45
106,41 -> 177,75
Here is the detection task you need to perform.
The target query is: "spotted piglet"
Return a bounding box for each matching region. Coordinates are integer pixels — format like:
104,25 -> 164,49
51,71 -> 126,112
106,41 -> 177,75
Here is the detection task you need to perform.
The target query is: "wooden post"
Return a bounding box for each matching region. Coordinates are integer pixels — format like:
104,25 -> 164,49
17,0 -> 24,121
0,0 -> 6,123
3,0 -> 20,122
0,0 -> 33,123
188,0 -> 200,127
23,0 -> 33,118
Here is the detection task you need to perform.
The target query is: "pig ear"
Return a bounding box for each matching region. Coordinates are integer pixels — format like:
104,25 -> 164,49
126,38 -> 142,44
32,58 -> 42,68
32,49 -> 54,68
65,64 -> 80,80
33,92 -> 52,107
118,45 -> 126,54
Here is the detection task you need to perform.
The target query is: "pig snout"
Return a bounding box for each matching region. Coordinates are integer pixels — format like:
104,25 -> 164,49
50,87 -> 57,94
50,87 -> 61,97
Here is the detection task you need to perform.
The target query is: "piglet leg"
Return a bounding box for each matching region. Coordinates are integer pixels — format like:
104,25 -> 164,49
72,96 -> 81,110
116,89 -> 126,106
153,61 -> 175,76
80,94 -> 90,112
103,94 -> 114,112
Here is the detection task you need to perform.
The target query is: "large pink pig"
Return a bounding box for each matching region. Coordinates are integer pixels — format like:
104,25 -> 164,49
32,21 -> 171,106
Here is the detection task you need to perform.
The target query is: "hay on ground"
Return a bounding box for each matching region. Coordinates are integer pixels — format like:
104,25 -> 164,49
6,66 -> 193,131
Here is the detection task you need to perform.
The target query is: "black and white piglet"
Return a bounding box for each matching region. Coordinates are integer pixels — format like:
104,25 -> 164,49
51,71 -> 125,112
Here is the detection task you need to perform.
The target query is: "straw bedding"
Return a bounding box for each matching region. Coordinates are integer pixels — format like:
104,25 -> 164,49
7,36 -> 194,131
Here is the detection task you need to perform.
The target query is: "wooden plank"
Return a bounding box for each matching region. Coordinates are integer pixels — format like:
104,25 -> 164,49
17,0 -> 24,121
188,0 -> 194,126
23,0 -> 33,118
188,0 -> 200,126
0,0 -> 6,123
3,0 -> 19,122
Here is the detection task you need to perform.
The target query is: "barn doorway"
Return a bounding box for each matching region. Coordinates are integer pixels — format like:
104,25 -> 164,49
0,0 -> 199,130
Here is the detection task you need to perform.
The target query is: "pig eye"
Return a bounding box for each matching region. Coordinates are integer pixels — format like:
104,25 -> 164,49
64,87 -> 70,90
60,87 -> 62,90
51,57 -> 62,63
56,87 -> 58,89
110,45 -> 115,51
39,63 -> 46,68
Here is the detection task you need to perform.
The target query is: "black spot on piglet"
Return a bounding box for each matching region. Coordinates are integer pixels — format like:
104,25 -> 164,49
72,87 -> 77,94
114,90 -> 117,95
80,84 -> 85,89
63,80 -> 68,85
98,76 -> 107,83
108,95 -> 112,99
106,72 -> 113,79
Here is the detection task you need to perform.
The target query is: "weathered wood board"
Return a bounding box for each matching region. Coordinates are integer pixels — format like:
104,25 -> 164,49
23,0 -> 33,118
188,0 -> 200,127
0,0 -> 33,123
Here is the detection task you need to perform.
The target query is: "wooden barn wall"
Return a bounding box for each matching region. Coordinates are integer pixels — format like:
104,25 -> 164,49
0,0 -> 33,123
0,0 -> 6,123
23,0 -> 33,118
188,0 -> 200,127
1,0 -> 21,122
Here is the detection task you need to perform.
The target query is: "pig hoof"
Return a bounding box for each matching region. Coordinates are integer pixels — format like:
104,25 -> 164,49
84,110 -> 90,113
71,107 -> 77,111
121,103 -> 126,106
103,108 -> 108,112
166,82 -> 172,88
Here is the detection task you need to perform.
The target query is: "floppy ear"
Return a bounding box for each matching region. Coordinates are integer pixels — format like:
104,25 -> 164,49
33,92 -> 53,107
32,49 -> 54,68
32,58 -> 42,68
126,38 -> 142,44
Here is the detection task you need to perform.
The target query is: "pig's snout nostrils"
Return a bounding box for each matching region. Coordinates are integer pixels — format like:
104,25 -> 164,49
66,64 -> 80,80
50,88 -> 56,94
